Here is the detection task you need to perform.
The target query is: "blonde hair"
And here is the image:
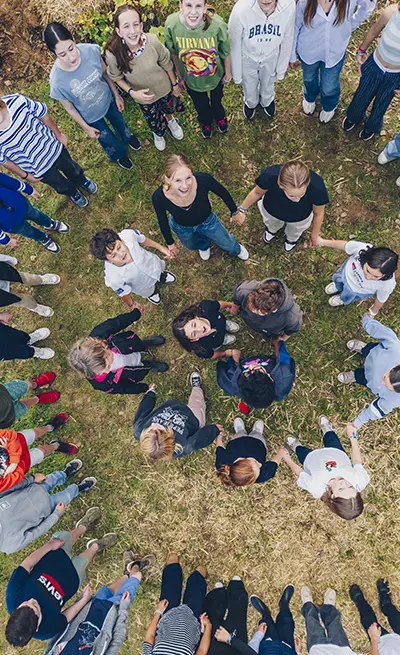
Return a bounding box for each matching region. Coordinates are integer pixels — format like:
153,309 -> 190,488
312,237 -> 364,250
217,460 -> 258,487
68,337 -> 109,379
140,425 -> 176,461
162,154 -> 193,190
321,489 -> 364,520
278,160 -> 310,191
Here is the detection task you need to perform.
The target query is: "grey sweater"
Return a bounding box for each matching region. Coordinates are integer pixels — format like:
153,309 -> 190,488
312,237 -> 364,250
0,476 -> 61,554
44,597 -> 129,655
233,278 -> 303,337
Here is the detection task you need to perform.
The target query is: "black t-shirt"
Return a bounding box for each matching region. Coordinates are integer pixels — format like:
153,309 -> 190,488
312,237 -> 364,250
6,551 -> 80,641
196,300 -> 227,359
256,164 -> 329,223
215,437 -> 278,483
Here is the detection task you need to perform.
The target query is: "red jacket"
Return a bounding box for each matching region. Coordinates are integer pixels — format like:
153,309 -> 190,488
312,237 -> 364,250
0,429 -> 31,492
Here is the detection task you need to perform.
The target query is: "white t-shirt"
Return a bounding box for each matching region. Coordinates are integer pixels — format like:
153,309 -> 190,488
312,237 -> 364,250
344,241 -> 396,303
379,633 -> 400,655
110,351 -> 142,371
297,448 -> 370,499
309,646 -> 361,655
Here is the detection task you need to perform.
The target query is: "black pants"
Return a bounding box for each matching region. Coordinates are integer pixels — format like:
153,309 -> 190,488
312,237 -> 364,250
261,609 -> 296,651
186,81 -> 226,126
204,579 -> 248,655
41,146 -> 86,197
354,592 -> 400,637
354,342 -> 379,387
0,262 -> 23,307
295,430 -> 345,465
0,323 -> 34,361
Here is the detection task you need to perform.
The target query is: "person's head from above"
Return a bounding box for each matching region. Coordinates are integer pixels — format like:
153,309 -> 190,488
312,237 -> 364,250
6,600 -> 42,647
359,246 -> 398,282
140,424 -> 176,461
90,228 -> 131,266
44,22 -> 80,68
322,478 -> 364,520
68,337 -> 113,379
162,154 -> 194,198
173,303 -> 212,352
179,0 -> 210,30
277,160 -> 310,203
256,0 -> 277,16
247,280 -> 285,315
238,363 -> 276,408
217,457 -> 260,487
382,365 -> 400,393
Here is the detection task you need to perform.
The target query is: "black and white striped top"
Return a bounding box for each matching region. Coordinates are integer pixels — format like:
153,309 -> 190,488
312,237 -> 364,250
142,605 -> 201,655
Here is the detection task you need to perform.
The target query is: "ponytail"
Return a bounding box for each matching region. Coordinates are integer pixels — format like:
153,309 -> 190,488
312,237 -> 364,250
217,460 -> 257,487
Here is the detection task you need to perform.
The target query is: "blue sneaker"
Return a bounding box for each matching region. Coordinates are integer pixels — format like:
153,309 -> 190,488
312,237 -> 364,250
70,190 -> 88,208
81,177 -> 97,194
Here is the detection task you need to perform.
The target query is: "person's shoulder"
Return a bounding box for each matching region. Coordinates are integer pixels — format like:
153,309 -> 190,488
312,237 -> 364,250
165,12 -> 180,27
152,185 -> 164,202
260,164 -> 281,178
147,32 -> 162,47
309,169 -> 327,187
210,13 -> 228,28
196,171 -> 214,184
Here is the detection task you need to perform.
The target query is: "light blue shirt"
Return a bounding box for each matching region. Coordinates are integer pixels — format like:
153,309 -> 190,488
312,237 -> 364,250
354,315 -> 400,428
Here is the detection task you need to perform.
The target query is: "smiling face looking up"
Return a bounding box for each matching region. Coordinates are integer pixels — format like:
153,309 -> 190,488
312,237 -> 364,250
116,8 -> 143,50
179,0 -> 207,29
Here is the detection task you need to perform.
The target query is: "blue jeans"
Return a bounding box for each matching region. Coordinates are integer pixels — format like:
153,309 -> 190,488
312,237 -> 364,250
384,132 -> 400,162
40,470 -> 79,510
89,100 -> 132,162
295,430 -> 346,464
160,562 -> 207,619
96,576 -> 140,607
332,261 -> 373,305
301,55 -> 346,111
170,211 -> 240,256
12,200 -> 53,243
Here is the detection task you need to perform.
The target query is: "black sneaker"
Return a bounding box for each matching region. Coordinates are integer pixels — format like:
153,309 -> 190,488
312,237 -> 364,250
359,128 -> 375,141
70,190 -> 88,208
141,335 -> 166,349
263,101 -> 276,118
117,156 -> 134,170
190,372 -> 202,388
64,458 -> 83,479
342,116 -> 356,132
377,579 -> 392,611
250,594 -> 272,619
279,584 -> 295,610
349,584 -> 364,607
48,220 -> 70,233
142,360 -> 169,373
129,134 -> 141,151
42,238 -> 60,254
81,177 -> 97,194
128,553 -> 157,573
217,118 -> 228,134
77,476 -> 97,492
201,124 -> 213,139
243,103 -> 256,120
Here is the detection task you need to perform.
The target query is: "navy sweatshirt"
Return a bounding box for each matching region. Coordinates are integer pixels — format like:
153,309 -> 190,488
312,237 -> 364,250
0,172 -> 34,244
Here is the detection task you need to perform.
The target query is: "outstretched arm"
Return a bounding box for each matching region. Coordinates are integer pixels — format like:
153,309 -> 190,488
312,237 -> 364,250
281,451 -> 303,477
90,309 -> 142,339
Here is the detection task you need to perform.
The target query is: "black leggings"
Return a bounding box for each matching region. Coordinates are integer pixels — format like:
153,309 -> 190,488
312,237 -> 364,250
355,593 -> 400,637
204,579 -> 248,655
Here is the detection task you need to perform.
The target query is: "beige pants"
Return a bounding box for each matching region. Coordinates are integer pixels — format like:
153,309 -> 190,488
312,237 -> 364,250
12,271 -> 43,309
258,199 -> 313,243
187,387 -> 206,428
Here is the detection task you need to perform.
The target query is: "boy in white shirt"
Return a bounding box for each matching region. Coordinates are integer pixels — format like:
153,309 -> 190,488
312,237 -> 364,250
90,228 -> 176,306
350,579 -> 400,655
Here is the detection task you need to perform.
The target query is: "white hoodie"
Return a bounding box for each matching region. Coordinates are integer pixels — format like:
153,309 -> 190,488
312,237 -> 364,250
228,0 -> 296,83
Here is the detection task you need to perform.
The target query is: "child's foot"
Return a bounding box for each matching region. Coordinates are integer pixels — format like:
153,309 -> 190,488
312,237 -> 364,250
87,533 -> 118,553
127,553 -> 157,573
147,292 -> 161,305
329,294 -> 345,307
141,335 -> 166,349
47,413 -> 69,431
201,124 -> 212,139
81,177 -> 98,194
40,274 -> 60,285
153,132 -> 166,151
279,584 -> 295,610
33,348 -> 55,360
215,581 -> 224,588
64,458 -> 83,479
48,219 -> 70,233
38,391 -> 60,404
342,116 -> 356,132
324,589 -> 336,606
250,594 -> 271,618
347,340 -> 366,354
42,238 -> 60,254
359,128 -> 375,142
49,440 -> 79,455
161,271 -> 176,285
217,118 -> 229,134
302,99 -> 315,115
377,579 -> 392,611
29,304 -> 54,317
75,506 -> 102,530
349,584 -> 364,607
226,320 -> 240,333
237,244 -> 249,260
263,101 -> 276,119
77,477 -> 97,492
319,108 -> 336,124
318,415 -> 334,435
338,371 -> 356,384
117,156 -> 133,170
263,228 -> 277,243
284,240 -> 299,253
285,435 -> 301,452
233,417 -> 245,434
129,134 -> 141,151
325,282 -> 339,295
33,371 -> 56,388
199,248 -> 211,261
243,103 -> 256,121
222,334 -> 236,346
301,586 -> 313,605
252,419 -> 264,435
29,328 -> 50,344
167,118 -> 184,140
190,372 -> 202,388
70,190 -> 88,208
123,549 -> 140,575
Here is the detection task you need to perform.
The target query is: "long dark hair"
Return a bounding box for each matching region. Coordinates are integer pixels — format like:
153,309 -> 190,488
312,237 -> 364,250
358,246 -> 398,281
105,4 -> 143,74
303,0 -> 350,26
172,303 -> 208,354
44,22 -> 73,53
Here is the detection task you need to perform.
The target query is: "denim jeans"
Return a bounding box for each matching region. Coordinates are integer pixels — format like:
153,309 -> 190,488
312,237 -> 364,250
41,146 -> 86,197
170,211 -> 240,256
302,603 -> 351,649
295,430 -> 345,465
160,562 -> 207,619
354,342 -> 379,387
384,132 -> 400,162
88,100 -> 131,162
12,199 -> 53,243
40,470 -> 79,510
332,261 -> 373,305
301,55 -> 346,111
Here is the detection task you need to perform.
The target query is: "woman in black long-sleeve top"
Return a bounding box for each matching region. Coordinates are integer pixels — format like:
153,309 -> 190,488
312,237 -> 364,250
151,154 -> 249,262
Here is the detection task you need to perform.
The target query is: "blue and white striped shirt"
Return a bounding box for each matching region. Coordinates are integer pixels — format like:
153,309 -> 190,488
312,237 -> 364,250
142,605 -> 201,655
0,94 -> 62,177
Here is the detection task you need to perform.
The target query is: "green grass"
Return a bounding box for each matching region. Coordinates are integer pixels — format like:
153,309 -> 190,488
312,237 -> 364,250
0,16 -> 400,655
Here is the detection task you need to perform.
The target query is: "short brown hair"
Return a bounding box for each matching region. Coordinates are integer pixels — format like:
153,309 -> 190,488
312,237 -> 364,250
278,161 -> 310,191
217,460 -> 257,487
162,154 -> 193,190
321,489 -> 364,520
140,425 -> 175,461
68,337 -> 109,379
247,280 -> 284,314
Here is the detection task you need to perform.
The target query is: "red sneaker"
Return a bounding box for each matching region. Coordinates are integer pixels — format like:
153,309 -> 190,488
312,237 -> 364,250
47,413 -> 69,430
50,440 -> 79,455
33,371 -> 56,388
38,391 -> 60,404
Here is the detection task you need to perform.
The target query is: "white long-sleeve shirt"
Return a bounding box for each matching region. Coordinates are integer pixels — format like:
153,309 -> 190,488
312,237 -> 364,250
290,0 -> 376,67
229,0 -> 296,83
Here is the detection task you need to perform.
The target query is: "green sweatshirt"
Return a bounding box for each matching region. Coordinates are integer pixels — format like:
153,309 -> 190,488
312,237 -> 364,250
164,12 -> 230,92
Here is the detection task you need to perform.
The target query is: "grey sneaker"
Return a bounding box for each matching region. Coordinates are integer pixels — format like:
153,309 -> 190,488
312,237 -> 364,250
338,371 -> 356,384
347,340 -> 366,354
286,435 -> 301,452
81,177 -> 97,194
123,549 -> 140,575
75,506 -> 102,529
301,586 -> 313,605
324,589 -> 336,606
28,327 -> 50,344
127,553 -> 157,573
222,334 -> 236,346
233,417 -> 246,434
252,419 -> 264,435
226,320 -> 240,333
318,415 -> 334,435
87,533 -> 118,553
70,190 -> 88,208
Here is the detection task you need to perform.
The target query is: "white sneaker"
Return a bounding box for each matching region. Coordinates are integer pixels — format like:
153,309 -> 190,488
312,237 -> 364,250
222,334 -> 236,346
147,292 -> 161,305
329,294 -> 345,307
302,99 -> 316,115
40,274 -> 60,285
263,229 -> 277,243
163,271 -> 176,284
252,419 -> 264,435
286,435 -> 301,452
319,108 -> 336,123
237,244 -> 249,260
28,327 -> 50,344
396,176 -> 400,188
301,586 -> 313,605
30,304 -> 54,317
199,248 -> 210,261
167,118 -> 184,140
153,132 -> 166,151
324,589 -> 336,606
33,347 -> 55,359
233,417 -> 246,434
318,415 -> 334,435
214,582 -> 224,589
225,320 -> 240,333
378,150 -> 390,165
284,240 -> 298,253
325,282 -> 339,295
338,371 -> 356,384
347,339 -> 366,353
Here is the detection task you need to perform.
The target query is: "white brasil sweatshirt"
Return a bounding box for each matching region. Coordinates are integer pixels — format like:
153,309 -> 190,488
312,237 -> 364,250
228,0 -> 296,84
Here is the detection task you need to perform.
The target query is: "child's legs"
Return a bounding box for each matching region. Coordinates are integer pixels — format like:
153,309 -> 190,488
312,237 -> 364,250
362,343 -> 379,358
259,58 -> 277,107
319,605 -> 350,647
12,293 -> 38,310
295,445 -> 313,465
300,59 -> 321,102
96,575 -> 141,607
346,55 -> 381,125
210,82 -> 226,122
319,56 -> 345,111
363,72 -> 399,135
225,579 -> 248,641
322,430 -> 346,452
19,428 -> 36,446
385,132 -> 400,161
203,587 -> 227,634
49,483 -> 79,510
88,115 -> 127,162
382,601 -> 400,635
257,200 -> 285,234
284,213 -> 313,244
3,379 -> 30,401
19,271 -> 44,286
11,219 -> 48,244
23,201 -> 53,229
353,595 -> 387,636
301,602 -> 328,649
170,218 -> 210,252
199,211 -> 240,257
29,447 -> 45,467
40,470 -> 66,492
354,366 -> 369,387
247,430 -> 266,446
160,561 -> 183,609
182,569 -> 208,619
241,57 -> 261,109
276,609 -> 296,650
186,87 -> 213,125
187,386 -> 206,428
264,616 -> 280,641
140,101 -> 168,137
105,99 -> 132,144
